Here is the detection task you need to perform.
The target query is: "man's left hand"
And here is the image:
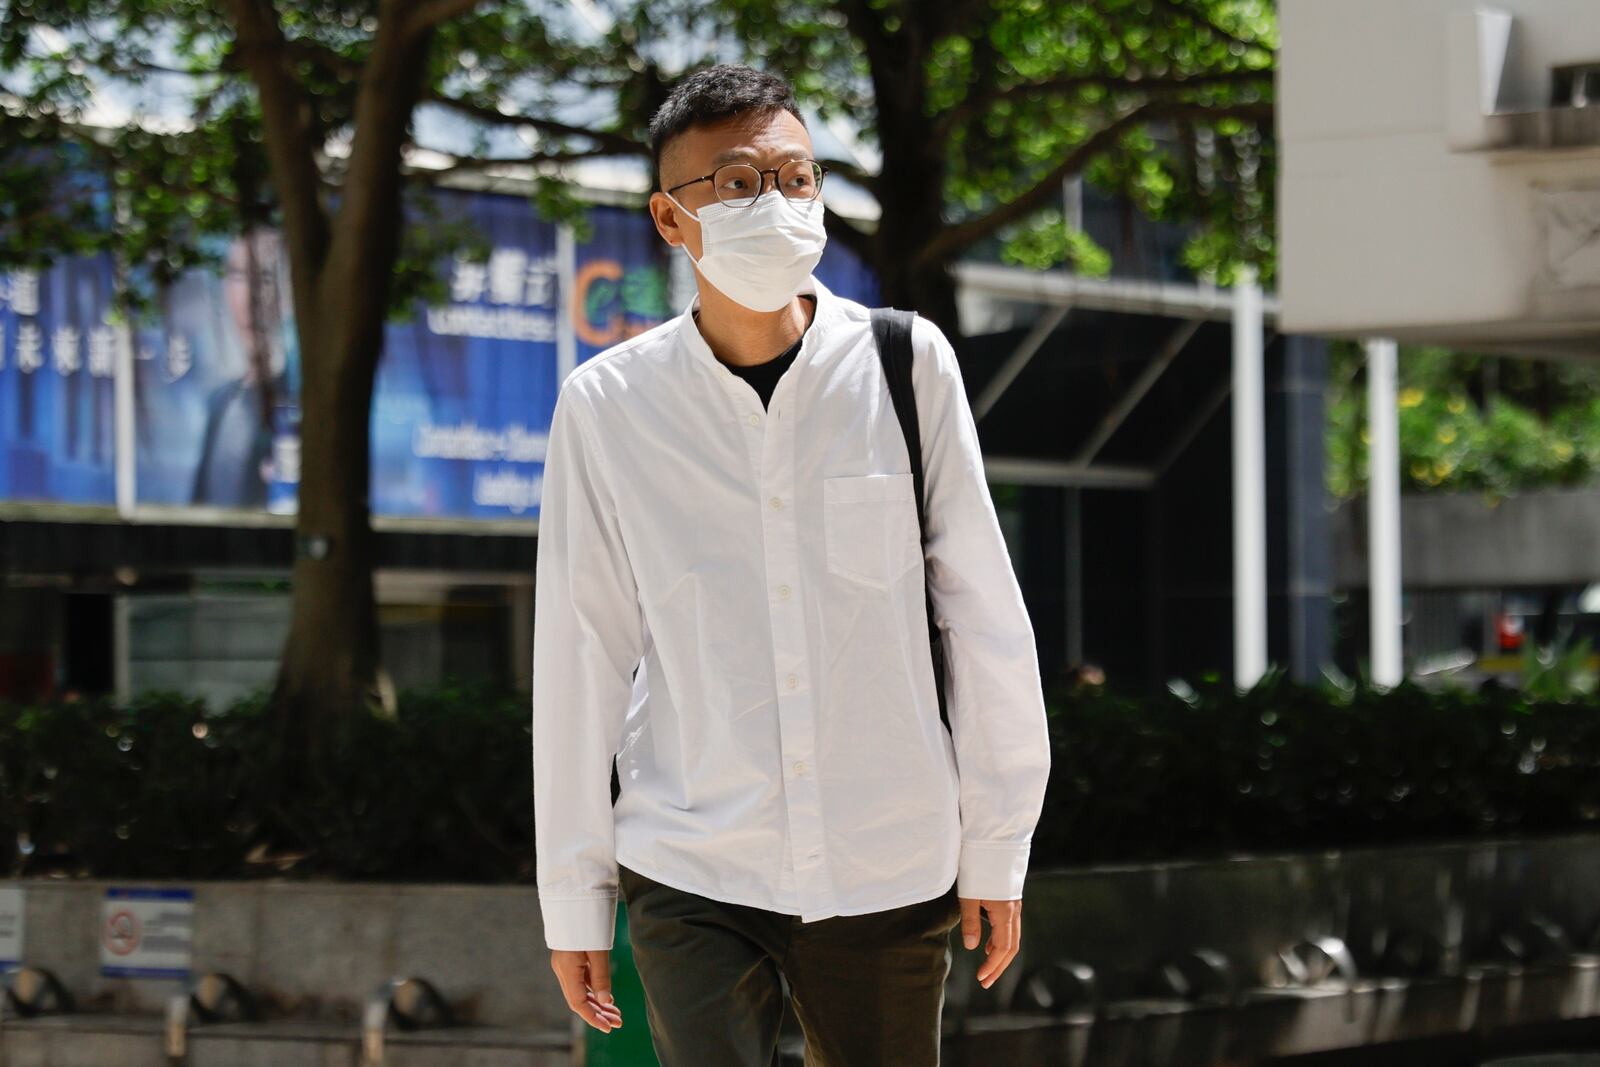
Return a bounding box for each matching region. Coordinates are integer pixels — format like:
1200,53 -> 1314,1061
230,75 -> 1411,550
958,896 -> 1022,989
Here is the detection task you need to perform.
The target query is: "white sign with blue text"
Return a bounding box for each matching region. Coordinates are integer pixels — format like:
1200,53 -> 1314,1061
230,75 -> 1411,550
100,887 -> 193,979
0,886 -> 23,971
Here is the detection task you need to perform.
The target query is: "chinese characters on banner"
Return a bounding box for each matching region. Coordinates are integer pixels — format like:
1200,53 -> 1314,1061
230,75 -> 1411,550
0,257 -> 119,505
370,190 -> 567,519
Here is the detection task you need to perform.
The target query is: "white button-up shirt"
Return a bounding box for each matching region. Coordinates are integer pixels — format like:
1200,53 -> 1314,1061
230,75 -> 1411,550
532,274 -> 1051,951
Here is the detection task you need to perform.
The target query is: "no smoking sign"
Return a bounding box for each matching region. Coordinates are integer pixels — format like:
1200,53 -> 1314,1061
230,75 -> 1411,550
99,887 -> 193,979
103,907 -> 142,956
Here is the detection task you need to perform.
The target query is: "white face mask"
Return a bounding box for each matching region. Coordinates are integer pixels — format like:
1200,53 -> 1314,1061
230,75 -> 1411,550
663,188 -> 828,312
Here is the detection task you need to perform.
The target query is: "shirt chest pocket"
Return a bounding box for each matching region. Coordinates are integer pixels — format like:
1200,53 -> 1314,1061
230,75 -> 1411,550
822,472 -> 924,590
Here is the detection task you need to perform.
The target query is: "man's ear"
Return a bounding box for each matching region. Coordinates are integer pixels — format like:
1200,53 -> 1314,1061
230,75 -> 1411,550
648,192 -> 683,249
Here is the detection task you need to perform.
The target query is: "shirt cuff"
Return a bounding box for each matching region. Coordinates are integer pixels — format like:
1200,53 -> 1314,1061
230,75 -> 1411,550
539,893 -> 618,951
956,839 -> 1032,901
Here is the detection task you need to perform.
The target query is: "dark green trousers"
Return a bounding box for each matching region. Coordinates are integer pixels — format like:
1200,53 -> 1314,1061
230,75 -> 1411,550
618,863 -> 961,1067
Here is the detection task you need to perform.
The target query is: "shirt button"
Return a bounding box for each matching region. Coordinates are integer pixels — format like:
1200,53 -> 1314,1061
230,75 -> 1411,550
747,413 -> 760,426
786,673 -> 798,688
777,584 -> 791,599
794,760 -> 807,775
769,496 -> 783,510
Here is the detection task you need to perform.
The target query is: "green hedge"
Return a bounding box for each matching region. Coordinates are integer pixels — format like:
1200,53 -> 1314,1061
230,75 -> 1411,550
1037,671 -> 1600,864
0,682 -> 534,882
2,673 -> 1598,881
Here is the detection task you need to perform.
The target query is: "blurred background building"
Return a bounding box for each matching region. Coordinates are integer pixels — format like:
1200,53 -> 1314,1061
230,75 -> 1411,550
0,153 -> 1332,705
5,0 -> 1600,709
5,158 -> 1599,709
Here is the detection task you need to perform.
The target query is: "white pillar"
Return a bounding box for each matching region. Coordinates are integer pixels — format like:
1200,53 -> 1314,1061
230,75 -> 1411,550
1365,337 -> 1403,686
113,315 -> 137,517
1232,265 -> 1267,687
555,224 -> 578,386
111,195 -> 137,518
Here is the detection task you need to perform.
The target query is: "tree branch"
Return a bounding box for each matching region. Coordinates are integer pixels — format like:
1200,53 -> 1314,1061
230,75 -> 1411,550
915,99 -> 1274,266
1150,0 -> 1274,57
46,121 -> 248,212
106,57 -> 218,79
402,0 -> 489,40
837,0 -> 894,84
278,34 -> 643,169
934,68 -> 1273,138
281,37 -> 361,79
321,6 -> 438,331
422,89 -> 647,157
400,146 -> 624,180
817,156 -> 876,194
925,0 -> 994,42
224,0 -> 330,288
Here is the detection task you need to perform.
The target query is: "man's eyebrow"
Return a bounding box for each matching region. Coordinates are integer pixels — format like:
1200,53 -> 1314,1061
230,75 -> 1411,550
707,145 -> 811,167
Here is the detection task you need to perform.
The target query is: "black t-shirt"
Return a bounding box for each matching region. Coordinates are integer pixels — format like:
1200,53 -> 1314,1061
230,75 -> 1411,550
716,295 -> 815,411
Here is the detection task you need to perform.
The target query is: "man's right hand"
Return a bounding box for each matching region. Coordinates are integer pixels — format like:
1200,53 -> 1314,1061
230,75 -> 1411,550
550,949 -> 624,1033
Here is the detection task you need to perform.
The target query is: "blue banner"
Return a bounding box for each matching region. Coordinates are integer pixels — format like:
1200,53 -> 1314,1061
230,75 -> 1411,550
574,203 -> 677,363
0,257 -> 120,505
368,190 -> 564,519
815,239 -> 879,308
134,229 -> 295,512
2,189 -> 880,523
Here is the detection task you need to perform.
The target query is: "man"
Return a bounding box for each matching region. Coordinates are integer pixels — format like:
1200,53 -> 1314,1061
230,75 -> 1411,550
532,63 -> 1052,1066
191,228 -> 289,508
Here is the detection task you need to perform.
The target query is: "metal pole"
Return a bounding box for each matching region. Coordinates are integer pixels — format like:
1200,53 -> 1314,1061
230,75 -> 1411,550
1064,487 -> 1083,668
1365,337 -> 1403,686
1232,265 -> 1267,687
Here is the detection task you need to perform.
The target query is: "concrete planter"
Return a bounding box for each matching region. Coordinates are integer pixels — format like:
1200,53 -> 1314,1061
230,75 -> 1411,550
4,831 -> 1600,1066
0,878 -> 573,1066
942,831 -> 1600,1065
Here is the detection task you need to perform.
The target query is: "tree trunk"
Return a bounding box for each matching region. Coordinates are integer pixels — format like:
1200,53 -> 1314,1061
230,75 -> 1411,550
248,8 -> 433,807
268,308 -> 385,794
267,211 -> 402,793
878,237 -> 961,337
862,20 -> 962,334
874,125 -> 961,332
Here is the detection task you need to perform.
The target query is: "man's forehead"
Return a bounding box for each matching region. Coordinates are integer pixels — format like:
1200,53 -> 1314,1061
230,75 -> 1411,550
672,111 -> 810,166
707,142 -> 812,166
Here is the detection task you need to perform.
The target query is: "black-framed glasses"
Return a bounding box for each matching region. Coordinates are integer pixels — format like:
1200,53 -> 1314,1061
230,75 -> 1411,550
665,158 -> 828,209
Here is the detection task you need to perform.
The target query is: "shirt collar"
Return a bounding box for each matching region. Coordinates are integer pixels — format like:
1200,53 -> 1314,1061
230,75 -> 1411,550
677,274 -> 836,380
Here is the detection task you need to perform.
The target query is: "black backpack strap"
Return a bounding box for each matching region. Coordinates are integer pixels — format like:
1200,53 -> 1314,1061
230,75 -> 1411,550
870,306 -> 952,739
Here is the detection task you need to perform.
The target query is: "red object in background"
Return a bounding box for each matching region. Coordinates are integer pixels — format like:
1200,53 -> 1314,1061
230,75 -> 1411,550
1495,612 -> 1525,652
0,651 -> 57,702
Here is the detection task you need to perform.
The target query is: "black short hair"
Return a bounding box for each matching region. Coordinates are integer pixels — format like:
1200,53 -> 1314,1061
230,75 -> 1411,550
648,64 -> 806,190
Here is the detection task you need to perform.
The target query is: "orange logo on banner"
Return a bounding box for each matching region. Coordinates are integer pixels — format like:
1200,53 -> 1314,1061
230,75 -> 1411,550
574,259 -> 658,348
